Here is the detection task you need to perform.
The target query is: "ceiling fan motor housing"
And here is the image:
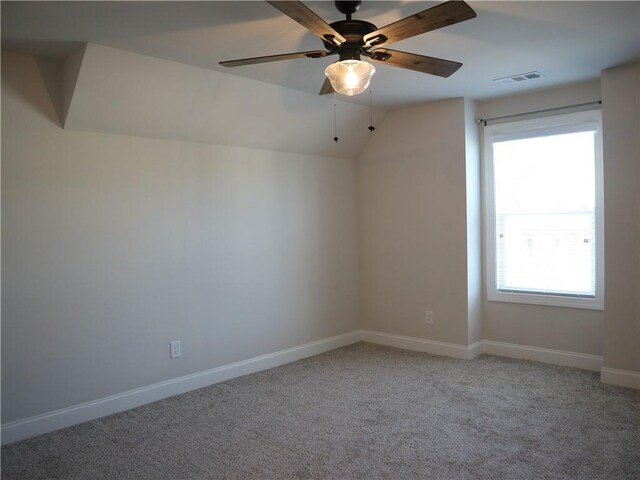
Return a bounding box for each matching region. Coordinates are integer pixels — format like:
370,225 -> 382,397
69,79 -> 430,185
323,19 -> 377,61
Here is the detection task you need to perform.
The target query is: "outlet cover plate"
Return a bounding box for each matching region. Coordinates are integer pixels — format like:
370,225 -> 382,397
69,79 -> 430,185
170,340 -> 181,358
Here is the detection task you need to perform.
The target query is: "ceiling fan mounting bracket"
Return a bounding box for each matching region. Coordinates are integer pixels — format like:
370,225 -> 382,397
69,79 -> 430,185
367,50 -> 391,62
335,1 -> 362,18
323,34 -> 341,47
305,51 -> 330,59
363,34 -> 387,49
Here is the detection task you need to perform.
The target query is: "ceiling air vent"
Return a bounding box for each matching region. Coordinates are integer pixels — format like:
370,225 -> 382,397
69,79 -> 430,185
493,71 -> 545,85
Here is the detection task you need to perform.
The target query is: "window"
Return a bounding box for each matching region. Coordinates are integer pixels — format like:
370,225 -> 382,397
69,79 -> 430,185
484,110 -> 603,309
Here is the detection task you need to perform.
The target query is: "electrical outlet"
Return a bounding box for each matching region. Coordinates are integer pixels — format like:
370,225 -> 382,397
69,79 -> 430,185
425,310 -> 434,324
170,340 -> 181,359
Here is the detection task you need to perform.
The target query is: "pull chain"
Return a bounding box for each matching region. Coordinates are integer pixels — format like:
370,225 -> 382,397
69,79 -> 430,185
333,92 -> 339,142
368,88 -> 375,132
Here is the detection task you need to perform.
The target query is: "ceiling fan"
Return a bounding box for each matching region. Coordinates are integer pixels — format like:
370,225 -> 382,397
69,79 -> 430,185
220,1 -> 477,96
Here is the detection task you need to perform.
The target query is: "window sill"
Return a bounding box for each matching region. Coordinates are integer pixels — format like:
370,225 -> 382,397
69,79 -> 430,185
487,291 -> 604,310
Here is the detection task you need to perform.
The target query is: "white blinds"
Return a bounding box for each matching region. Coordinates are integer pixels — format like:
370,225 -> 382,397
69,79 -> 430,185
492,131 -> 597,297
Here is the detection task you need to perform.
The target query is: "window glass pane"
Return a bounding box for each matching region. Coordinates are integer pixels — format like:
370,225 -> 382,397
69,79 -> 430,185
492,131 -> 596,296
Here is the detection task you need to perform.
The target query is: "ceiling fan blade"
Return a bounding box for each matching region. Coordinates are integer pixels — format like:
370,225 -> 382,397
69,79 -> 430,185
363,1 -> 476,49
368,49 -> 462,78
220,50 -> 328,67
319,77 -> 334,95
267,1 -> 346,47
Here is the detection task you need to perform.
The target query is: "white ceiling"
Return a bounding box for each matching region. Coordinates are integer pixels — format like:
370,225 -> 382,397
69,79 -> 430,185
2,1 -> 639,108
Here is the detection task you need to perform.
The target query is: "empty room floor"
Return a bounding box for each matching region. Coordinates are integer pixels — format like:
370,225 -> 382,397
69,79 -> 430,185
2,343 -> 639,479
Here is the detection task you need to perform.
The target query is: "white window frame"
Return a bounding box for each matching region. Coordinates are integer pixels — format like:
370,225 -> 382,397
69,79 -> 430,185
484,109 -> 604,310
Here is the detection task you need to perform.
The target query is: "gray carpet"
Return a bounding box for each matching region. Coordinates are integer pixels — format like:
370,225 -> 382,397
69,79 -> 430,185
2,342 -> 639,479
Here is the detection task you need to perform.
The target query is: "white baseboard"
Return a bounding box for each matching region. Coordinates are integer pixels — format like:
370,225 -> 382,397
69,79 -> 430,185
481,340 -> 603,372
361,330 -> 480,360
2,329 -> 630,445
601,367 -> 640,390
0,331 -> 361,445
467,340 -> 483,359
360,331 -> 602,371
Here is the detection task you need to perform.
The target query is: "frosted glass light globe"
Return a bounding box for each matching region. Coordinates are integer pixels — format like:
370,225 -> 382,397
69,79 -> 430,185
325,60 -> 376,96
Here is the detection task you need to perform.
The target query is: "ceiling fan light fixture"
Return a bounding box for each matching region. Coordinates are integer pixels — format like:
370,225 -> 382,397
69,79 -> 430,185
324,60 -> 375,96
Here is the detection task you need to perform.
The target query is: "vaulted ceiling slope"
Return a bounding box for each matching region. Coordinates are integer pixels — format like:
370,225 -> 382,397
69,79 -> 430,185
2,1 -> 639,108
51,43 -> 383,159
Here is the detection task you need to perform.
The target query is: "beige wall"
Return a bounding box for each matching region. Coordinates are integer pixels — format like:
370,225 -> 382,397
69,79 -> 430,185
465,99 -> 482,345
357,98 -> 473,345
478,80 -> 604,355
1,51 -> 360,423
601,62 -> 640,372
